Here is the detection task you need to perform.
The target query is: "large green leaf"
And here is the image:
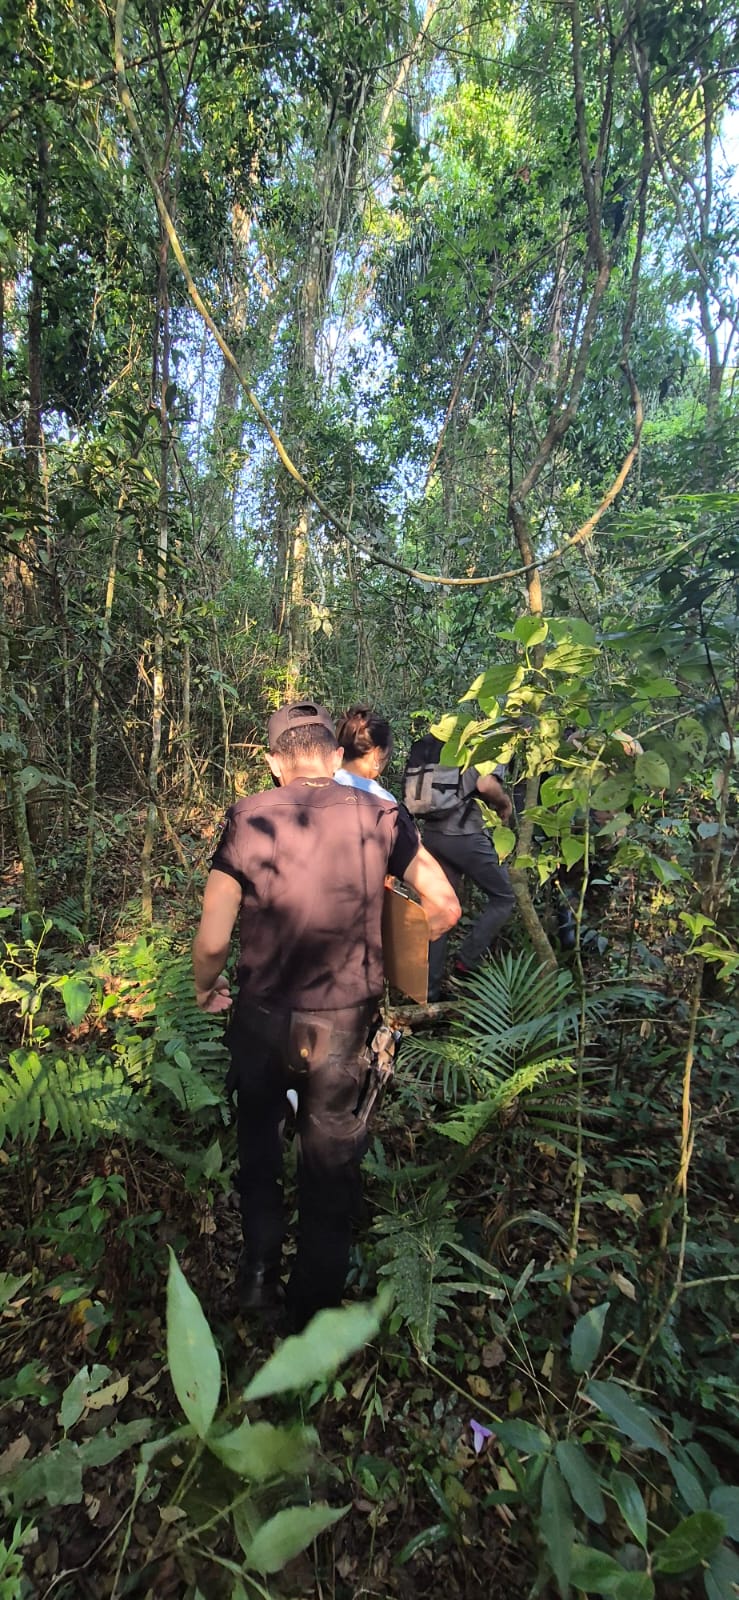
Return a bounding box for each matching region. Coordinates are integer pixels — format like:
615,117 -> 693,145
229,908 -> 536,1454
570,1302 -> 610,1376
585,1382 -> 667,1455
461,663 -> 525,704
591,775 -> 633,810
539,1457 -> 574,1596
569,1545 -> 654,1598
635,751 -> 670,790
59,1364 -> 111,1431
513,615 -> 549,647
495,1419 -> 552,1455
709,1487 -> 739,1541
704,1542 -> 739,1600
59,977 -> 93,1026
555,1441 -> 606,1524
245,1503 -> 348,1573
670,1457 -> 707,1512
208,1420 -> 316,1480
610,1471 -> 647,1548
8,1439 -> 84,1510
492,824 -> 516,862
244,1296 -> 385,1401
652,1512 -> 726,1574
166,1249 -> 220,1439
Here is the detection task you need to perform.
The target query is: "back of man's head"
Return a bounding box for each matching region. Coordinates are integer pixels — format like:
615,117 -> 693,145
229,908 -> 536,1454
267,699 -> 338,776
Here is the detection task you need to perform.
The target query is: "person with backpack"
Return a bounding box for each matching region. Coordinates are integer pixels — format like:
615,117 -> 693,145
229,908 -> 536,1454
403,731 -> 516,1000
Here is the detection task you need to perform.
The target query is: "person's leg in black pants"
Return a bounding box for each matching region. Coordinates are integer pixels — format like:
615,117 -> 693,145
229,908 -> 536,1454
228,1001 -> 290,1305
287,1000 -> 375,1331
422,846 -> 462,999
424,829 -> 515,998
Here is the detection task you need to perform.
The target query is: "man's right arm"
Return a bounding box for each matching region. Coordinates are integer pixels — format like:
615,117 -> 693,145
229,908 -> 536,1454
475,772 -> 513,823
401,844 -> 461,941
192,869 -> 242,1011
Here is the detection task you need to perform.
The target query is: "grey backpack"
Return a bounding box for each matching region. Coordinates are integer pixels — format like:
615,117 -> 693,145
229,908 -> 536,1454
403,736 -> 478,822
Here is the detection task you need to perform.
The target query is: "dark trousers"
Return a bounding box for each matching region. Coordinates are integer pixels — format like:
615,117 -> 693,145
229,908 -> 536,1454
423,827 -> 515,996
226,993 -> 377,1326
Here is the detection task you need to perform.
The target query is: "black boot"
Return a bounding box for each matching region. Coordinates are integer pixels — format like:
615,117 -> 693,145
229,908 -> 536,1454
235,1252 -> 284,1313
557,898 -> 576,951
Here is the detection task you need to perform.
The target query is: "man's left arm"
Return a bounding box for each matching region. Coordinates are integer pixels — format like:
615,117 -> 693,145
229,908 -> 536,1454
192,869 -> 242,1011
402,845 -> 461,941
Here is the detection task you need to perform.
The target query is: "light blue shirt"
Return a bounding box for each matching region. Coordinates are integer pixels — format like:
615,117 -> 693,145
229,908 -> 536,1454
334,768 -> 396,803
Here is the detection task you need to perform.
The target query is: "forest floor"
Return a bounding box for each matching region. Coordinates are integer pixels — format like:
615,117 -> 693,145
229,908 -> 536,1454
1,827 -> 737,1599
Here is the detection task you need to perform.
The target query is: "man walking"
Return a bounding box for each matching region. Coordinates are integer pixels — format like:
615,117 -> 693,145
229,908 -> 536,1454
193,700 -> 460,1330
403,731 -> 515,1001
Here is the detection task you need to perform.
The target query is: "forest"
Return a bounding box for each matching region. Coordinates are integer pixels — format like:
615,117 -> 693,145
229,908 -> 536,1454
0,0 -> 738,1594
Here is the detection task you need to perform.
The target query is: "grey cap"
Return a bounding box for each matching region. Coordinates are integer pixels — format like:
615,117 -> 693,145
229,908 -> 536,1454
267,699 -> 336,749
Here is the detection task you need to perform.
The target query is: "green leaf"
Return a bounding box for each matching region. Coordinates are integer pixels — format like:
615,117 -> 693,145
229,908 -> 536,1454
585,1382 -> 668,1455
591,775 -> 633,810
674,716 -> 708,760
513,615 -> 548,647
635,751 -> 670,790
562,836 -> 586,869
652,1512 -> 726,1574
78,1418 -> 152,1466
709,1487 -> 739,1541
58,1364 -> 111,1431
461,663 -> 524,704
610,1472 -> 648,1547
571,1303 -> 610,1377
704,1542 -> 739,1600
555,1441 -> 606,1525
670,1457 -> 708,1512
166,1249 -> 220,1438
493,1419 -> 552,1455
59,977 -> 93,1026
492,824 -> 516,861
208,1420 -> 315,1481
397,1523 -> 450,1563
430,712 -> 467,746
539,1457 -> 574,1596
245,1503 -> 348,1573
8,1440 -> 84,1510
541,643 -> 596,674
244,1296 -> 386,1402
0,1271 -> 31,1307
569,1545 -> 654,1598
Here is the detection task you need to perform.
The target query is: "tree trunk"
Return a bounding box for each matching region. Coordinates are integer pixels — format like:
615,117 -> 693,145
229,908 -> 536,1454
25,126 -> 49,478
141,225 -> 171,924
271,76 -> 368,678
0,601 -> 40,913
181,630 -> 192,801
82,514 -> 124,936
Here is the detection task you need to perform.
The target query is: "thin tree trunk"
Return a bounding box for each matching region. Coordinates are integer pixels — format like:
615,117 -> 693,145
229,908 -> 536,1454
181,630 -> 192,801
210,614 -> 231,798
60,583 -> 73,845
141,226 -> 170,924
82,514 -> 124,936
25,126 -> 49,478
0,603 -> 40,913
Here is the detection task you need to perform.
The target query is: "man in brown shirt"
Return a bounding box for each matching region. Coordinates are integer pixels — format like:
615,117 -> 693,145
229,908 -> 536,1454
193,699 -> 460,1329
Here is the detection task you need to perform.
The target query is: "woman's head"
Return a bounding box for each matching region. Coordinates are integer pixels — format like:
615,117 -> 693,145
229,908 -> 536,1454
336,706 -> 393,769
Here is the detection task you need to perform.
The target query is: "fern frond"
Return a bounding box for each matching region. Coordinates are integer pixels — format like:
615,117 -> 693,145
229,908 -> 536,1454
373,1194 -> 465,1356
0,1049 -> 136,1146
437,1058 -> 570,1146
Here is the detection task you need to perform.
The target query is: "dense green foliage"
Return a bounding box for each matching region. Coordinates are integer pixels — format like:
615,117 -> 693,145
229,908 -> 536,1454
0,0 -> 737,1593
